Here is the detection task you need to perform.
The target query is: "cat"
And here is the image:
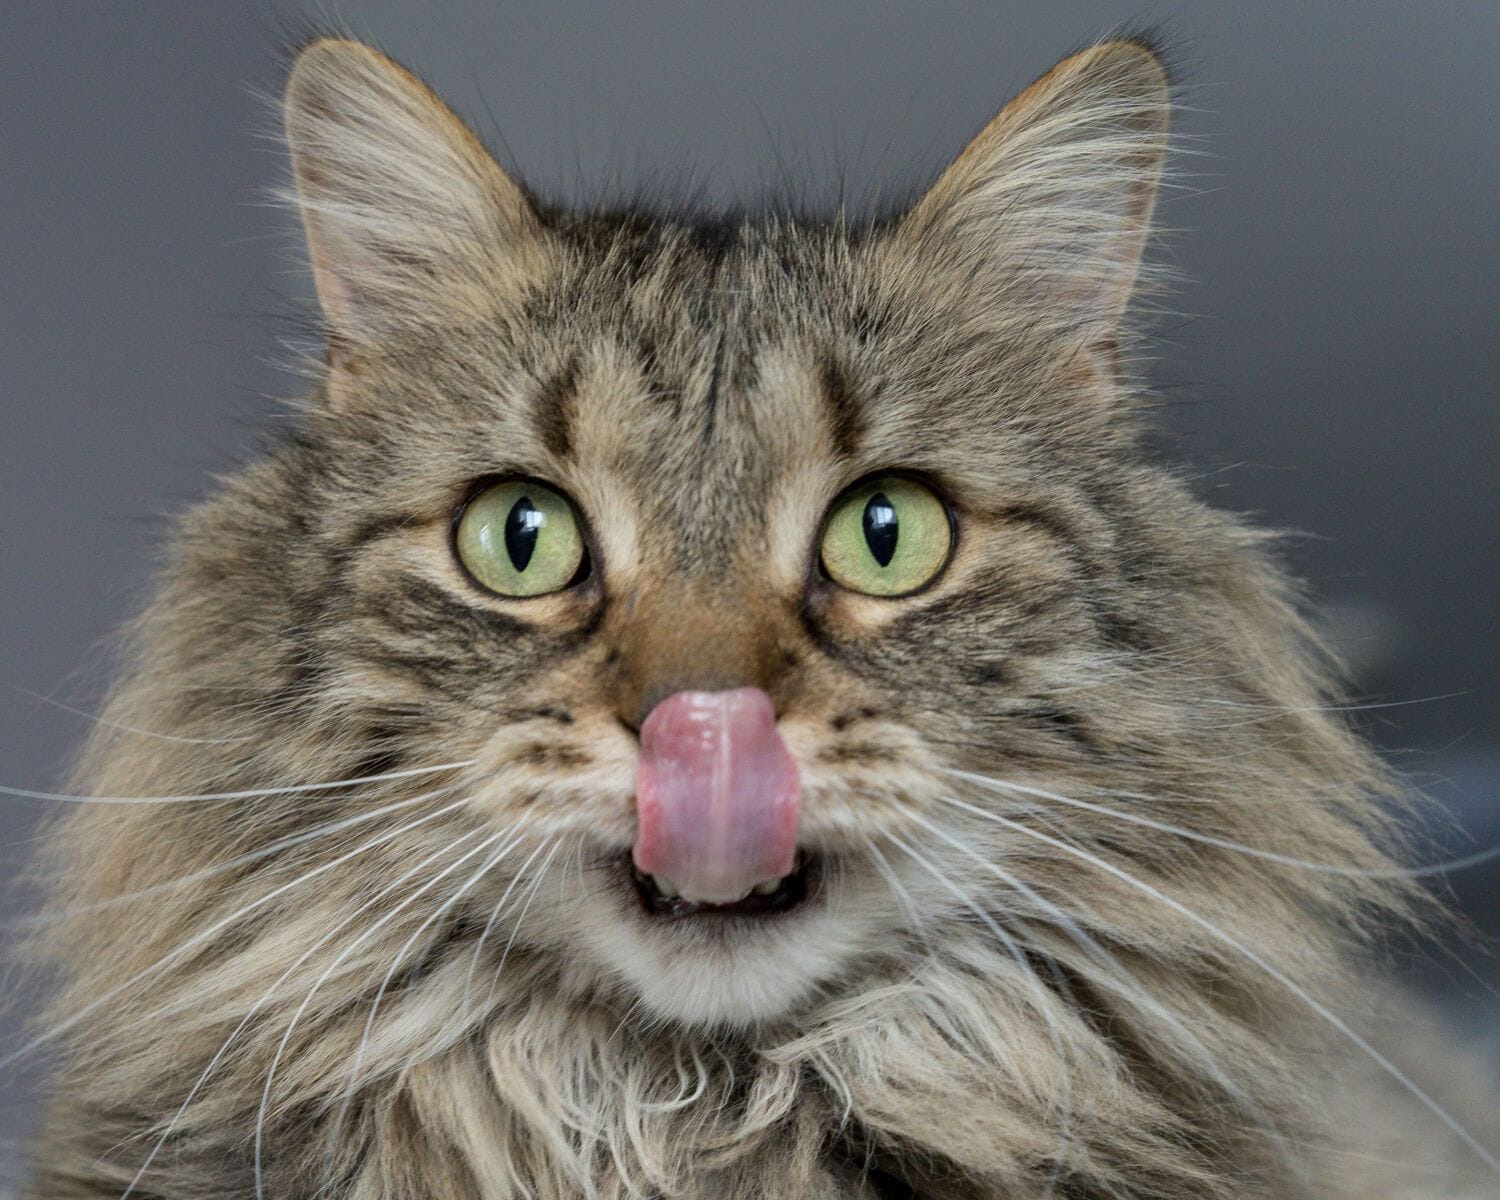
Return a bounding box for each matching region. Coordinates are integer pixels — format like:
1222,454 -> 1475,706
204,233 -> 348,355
14,32 -> 1498,1200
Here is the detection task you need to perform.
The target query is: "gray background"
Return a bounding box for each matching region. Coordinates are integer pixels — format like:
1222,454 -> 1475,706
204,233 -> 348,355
2,0 -> 1497,1180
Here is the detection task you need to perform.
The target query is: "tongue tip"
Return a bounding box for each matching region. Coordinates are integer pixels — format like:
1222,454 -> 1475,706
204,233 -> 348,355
633,688 -> 801,906
685,843 -> 798,905
633,822 -> 798,905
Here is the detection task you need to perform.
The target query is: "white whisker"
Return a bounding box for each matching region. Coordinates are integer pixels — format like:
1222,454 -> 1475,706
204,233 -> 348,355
944,767 -> 1500,880
883,829 -> 1075,1196
482,838 -> 563,1014
0,789 -> 476,1072
328,830 -> 528,1125
315,835 -> 562,1198
117,821 -> 494,1200
460,837 -> 557,1016
895,798 -> 1308,1181
8,686 -> 256,745
0,758 -> 476,806
936,792 -> 1500,1177
4,784 -> 465,931
253,827 -> 512,1200
857,831 -> 931,951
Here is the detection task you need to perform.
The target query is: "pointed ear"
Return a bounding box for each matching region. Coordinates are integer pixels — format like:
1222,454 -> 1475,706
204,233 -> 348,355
898,40 -> 1169,340
283,39 -> 546,347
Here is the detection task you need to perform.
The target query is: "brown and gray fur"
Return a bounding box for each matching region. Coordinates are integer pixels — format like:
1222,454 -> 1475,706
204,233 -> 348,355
16,35 -> 1499,1200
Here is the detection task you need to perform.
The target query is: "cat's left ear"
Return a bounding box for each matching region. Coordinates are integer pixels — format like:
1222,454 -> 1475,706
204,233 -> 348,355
283,39 -> 547,351
894,39 -> 1169,344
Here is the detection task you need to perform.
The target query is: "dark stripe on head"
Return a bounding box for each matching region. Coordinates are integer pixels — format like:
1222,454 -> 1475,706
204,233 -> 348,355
533,354 -> 581,461
345,510 -> 421,550
821,354 -> 865,459
700,329 -> 727,446
391,576 -> 531,640
987,502 -> 1083,548
1022,703 -> 1100,754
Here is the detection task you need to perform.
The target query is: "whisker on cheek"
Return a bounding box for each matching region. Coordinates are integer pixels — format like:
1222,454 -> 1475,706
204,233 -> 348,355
889,796 -> 1306,1176
461,836 -> 557,1013
325,830 -> 533,1141
4,783 -> 470,931
253,826 -> 517,1200
856,831 -> 931,951
0,758 -> 477,806
932,792 -> 1500,1180
0,789 -> 480,1073
117,819 -> 499,1200
481,838 -> 565,1015
8,686 -> 259,746
943,766 -> 1500,881
881,828 -> 1077,1197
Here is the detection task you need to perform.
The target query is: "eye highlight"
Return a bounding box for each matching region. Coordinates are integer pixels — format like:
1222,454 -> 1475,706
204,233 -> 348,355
819,475 -> 953,597
454,480 -> 587,597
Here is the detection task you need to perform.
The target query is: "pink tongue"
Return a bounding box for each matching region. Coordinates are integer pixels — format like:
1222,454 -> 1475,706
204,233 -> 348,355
633,688 -> 801,904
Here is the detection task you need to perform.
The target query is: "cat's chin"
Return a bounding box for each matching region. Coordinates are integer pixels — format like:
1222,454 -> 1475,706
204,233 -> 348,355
567,855 -> 890,1029
612,928 -> 834,1027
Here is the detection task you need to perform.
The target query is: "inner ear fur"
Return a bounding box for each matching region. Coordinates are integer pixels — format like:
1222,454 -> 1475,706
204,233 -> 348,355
895,39 -> 1171,342
283,38 -> 549,349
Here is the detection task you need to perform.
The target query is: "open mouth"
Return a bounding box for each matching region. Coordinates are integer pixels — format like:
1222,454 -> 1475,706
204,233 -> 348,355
631,853 -> 813,917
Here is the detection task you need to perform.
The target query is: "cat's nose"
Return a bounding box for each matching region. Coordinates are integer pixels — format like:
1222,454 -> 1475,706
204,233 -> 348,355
604,588 -> 798,731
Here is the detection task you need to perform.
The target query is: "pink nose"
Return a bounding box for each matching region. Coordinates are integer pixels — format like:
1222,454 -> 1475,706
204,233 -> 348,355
632,688 -> 801,904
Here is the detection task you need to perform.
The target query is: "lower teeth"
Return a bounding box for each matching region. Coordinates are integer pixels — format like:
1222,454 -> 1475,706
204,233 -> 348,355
646,874 -> 786,900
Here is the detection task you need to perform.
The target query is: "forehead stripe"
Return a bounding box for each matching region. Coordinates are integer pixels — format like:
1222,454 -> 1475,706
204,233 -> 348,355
821,354 -> 865,459
532,354 -> 581,461
699,329 -> 728,447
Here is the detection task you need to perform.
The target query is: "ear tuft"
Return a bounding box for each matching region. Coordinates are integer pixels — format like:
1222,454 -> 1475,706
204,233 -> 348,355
283,39 -> 543,344
900,39 -> 1171,338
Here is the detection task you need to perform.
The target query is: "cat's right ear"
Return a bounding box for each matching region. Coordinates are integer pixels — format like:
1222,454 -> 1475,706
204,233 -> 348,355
283,39 -> 546,354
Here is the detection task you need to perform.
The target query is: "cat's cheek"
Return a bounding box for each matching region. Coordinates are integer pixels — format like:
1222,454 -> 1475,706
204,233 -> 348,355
801,565 -> 975,644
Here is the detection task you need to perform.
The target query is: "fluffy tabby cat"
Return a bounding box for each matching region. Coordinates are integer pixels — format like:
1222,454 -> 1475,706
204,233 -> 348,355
15,34 -> 1498,1200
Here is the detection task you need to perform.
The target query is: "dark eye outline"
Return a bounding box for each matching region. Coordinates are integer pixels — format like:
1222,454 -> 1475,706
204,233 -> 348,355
812,469 -> 959,599
450,475 -> 595,599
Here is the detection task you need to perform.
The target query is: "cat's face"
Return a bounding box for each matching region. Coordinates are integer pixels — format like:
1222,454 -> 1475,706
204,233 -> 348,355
268,39 -> 1178,1027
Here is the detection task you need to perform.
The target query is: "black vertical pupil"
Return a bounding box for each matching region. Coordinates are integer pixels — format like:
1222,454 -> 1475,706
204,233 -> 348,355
862,492 -> 899,567
504,496 -> 544,572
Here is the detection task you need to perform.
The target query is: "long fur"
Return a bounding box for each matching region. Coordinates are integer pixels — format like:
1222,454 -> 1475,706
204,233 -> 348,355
16,36 -> 1498,1200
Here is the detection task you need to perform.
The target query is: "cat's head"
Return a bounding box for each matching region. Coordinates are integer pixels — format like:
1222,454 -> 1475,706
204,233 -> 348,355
246,36 -> 1223,1029
62,38 -> 1391,1070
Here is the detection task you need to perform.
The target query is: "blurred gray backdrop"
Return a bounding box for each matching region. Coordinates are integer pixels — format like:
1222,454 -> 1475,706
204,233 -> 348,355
2,0 -> 1497,1180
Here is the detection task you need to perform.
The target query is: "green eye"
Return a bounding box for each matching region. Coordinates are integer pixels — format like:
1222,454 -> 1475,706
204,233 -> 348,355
454,480 -> 586,597
819,475 -> 953,597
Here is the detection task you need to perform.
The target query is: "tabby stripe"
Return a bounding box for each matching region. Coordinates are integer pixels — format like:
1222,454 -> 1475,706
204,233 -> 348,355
533,354 -> 581,461
820,354 -> 865,459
